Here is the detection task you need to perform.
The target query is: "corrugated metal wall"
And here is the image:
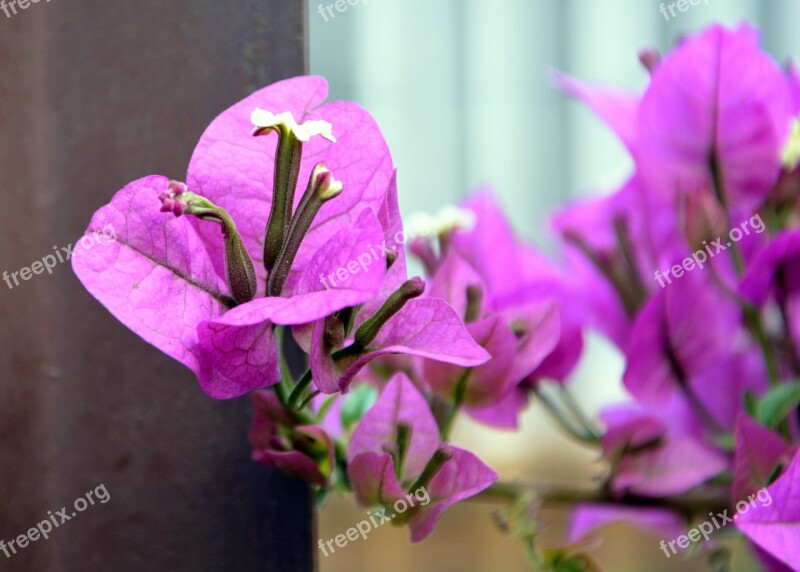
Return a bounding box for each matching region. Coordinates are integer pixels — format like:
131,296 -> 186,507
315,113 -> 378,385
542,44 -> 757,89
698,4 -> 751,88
310,0 -> 799,242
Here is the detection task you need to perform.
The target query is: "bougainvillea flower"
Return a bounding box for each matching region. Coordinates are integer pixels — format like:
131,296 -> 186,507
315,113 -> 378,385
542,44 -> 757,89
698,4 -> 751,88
636,24 -> 794,218
249,390 -> 334,486
623,276 -> 717,406
613,433 -> 728,497
443,190 -> 583,385
567,504 -> 684,546
689,351 -> 768,432
309,279 -> 491,394
188,76 -> 393,286
553,26 -> 784,319
73,76 -> 398,398
424,307 -> 559,407
556,25 -> 795,221
347,374 -> 497,542
752,545 -> 796,572
398,191 -> 576,427
623,272 -> 759,420
600,401 -> 728,496
449,190 -> 555,302
507,257 -> 589,408
737,449 -> 800,570
421,250 -> 561,428
550,177 -> 669,348
733,415 -> 796,503
599,404 -> 669,457
740,230 -> 800,360
787,62 -> 800,115
306,179 -> 491,395
551,70 -> 640,154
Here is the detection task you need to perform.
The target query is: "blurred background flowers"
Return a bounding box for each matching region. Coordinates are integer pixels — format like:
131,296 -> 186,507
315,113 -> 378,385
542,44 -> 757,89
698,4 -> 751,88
310,1 -> 800,570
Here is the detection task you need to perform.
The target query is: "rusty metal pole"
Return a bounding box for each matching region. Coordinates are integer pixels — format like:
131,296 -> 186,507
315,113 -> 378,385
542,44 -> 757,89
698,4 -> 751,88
0,1 -> 315,570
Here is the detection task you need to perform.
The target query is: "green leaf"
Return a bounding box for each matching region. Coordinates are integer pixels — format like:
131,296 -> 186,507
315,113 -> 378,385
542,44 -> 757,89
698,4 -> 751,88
543,549 -> 602,572
743,390 -> 758,418
713,432 -> 735,452
276,326 -> 296,395
340,384 -> 378,431
755,382 -> 800,428
314,486 -> 331,508
316,394 -> 338,422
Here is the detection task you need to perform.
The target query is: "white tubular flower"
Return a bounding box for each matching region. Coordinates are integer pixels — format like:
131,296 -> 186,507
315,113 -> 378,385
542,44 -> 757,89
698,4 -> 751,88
251,108 -> 336,143
406,205 -> 477,238
294,119 -> 336,143
781,117 -> 800,171
251,108 -> 294,130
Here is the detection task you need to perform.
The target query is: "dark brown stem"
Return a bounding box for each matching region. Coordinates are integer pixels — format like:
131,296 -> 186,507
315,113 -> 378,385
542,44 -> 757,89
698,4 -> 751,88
472,480 -> 729,520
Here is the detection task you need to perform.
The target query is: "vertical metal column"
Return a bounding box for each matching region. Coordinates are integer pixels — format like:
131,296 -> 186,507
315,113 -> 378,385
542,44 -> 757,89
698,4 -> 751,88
0,1 -> 314,570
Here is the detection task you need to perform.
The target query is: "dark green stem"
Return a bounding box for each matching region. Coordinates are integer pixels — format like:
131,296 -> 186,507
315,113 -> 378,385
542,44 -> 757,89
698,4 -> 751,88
464,284 -> 483,323
351,278 -> 425,350
287,370 -> 314,410
558,385 -> 602,440
708,144 -> 780,388
743,305 -> 779,387
190,207 -> 256,304
440,371 -> 469,440
268,165 -> 340,296
408,447 -> 452,494
532,386 -> 598,445
474,481 -> 729,519
394,423 -> 411,479
263,131 -> 303,272
298,389 -> 321,410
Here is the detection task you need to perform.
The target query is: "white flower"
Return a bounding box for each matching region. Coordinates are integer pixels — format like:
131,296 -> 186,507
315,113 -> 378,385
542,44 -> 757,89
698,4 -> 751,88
405,205 -> 477,238
294,119 -> 336,143
781,116 -> 800,171
251,108 -> 336,143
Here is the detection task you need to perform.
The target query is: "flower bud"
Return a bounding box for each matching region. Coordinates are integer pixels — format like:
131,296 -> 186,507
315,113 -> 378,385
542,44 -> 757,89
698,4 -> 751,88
159,181 -> 257,304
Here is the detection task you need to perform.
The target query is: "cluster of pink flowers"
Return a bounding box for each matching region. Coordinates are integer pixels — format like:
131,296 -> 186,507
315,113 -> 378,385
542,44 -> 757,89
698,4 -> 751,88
551,24 -> 800,570
73,23 -> 800,570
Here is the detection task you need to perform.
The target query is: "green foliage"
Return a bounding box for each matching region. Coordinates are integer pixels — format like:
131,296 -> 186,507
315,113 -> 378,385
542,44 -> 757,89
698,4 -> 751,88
755,382 -> 800,428
341,383 -> 378,431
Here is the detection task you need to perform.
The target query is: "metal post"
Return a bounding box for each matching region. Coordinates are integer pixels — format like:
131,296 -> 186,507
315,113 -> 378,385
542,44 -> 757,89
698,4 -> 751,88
0,1 -> 314,569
